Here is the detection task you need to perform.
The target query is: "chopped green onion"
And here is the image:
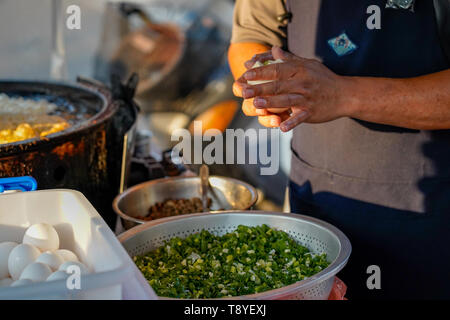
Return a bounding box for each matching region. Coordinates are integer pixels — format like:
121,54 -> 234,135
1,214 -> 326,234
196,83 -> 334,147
134,225 -> 329,299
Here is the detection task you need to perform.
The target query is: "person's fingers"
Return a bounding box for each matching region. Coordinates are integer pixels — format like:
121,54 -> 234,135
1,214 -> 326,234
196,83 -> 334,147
258,115 -> 283,128
254,107 -> 271,116
242,99 -> 256,116
242,80 -> 304,99
280,109 -> 311,132
253,94 -> 307,109
244,51 -> 274,69
242,99 -> 270,116
232,81 -> 244,97
243,62 -> 299,82
279,112 -> 291,122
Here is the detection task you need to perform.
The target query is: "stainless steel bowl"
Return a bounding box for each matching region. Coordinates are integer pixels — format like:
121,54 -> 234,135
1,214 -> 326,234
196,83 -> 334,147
119,211 -> 351,300
113,176 -> 258,229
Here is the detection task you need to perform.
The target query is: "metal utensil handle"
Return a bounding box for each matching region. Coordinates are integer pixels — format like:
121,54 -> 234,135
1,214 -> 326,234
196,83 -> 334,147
50,0 -> 67,80
199,164 -> 209,211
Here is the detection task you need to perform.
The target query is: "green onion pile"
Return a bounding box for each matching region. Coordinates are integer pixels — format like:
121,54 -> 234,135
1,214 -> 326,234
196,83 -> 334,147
134,225 -> 329,299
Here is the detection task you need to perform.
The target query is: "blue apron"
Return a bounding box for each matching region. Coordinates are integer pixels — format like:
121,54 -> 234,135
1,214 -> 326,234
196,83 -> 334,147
286,0 -> 450,299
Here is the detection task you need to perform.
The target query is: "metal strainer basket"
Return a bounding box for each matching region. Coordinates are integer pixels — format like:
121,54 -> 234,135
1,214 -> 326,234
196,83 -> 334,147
118,211 -> 351,300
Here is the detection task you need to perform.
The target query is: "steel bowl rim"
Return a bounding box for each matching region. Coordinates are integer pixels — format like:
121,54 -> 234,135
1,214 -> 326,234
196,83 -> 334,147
112,176 -> 259,224
118,210 -> 352,300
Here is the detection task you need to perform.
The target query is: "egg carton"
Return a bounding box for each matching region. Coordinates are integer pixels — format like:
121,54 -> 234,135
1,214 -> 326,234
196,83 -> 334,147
0,189 -> 157,300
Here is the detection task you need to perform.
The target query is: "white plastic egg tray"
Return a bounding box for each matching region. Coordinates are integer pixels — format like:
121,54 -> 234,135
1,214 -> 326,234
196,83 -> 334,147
0,189 -> 157,300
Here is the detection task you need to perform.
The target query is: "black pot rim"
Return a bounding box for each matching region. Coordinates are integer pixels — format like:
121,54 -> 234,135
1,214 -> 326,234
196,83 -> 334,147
0,79 -> 117,155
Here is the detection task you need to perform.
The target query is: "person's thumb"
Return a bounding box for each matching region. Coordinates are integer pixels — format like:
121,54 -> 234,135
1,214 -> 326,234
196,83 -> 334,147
272,46 -> 299,61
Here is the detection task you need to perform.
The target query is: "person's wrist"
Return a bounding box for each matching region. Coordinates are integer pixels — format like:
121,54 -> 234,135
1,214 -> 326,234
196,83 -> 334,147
336,75 -> 361,118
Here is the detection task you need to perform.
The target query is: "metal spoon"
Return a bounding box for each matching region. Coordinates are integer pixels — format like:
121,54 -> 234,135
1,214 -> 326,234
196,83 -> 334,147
199,164 -> 209,212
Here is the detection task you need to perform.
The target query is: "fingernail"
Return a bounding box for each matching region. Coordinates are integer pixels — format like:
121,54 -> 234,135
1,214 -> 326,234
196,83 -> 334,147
254,97 -> 267,107
280,123 -> 290,132
244,70 -> 256,80
243,88 -> 255,98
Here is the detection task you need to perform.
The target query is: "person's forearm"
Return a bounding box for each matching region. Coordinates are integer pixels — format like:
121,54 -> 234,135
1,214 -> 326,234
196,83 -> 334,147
343,69 -> 450,130
228,42 -> 270,80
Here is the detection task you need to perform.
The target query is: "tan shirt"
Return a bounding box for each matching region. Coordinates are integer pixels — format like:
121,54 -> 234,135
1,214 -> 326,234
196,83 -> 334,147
231,0 -> 287,47
231,0 -> 322,60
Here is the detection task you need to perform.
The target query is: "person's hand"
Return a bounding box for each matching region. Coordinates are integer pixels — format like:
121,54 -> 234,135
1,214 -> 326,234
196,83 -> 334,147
233,50 -> 291,128
236,46 -> 351,132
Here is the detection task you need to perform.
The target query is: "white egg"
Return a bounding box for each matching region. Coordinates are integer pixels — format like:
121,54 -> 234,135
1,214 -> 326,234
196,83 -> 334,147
0,242 -> 18,279
46,270 -> 69,282
54,249 -> 79,262
10,278 -> 33,287
8,243 -> 41,280
58,261 -> 89,275
36,251 -> 64,271
0,277 -> 13,287
20,262 -> 52,282
23,223 -> 59,252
